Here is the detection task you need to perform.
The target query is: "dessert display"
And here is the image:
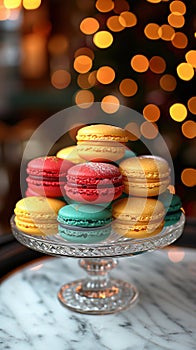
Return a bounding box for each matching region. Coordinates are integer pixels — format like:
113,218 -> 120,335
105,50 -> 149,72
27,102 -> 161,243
119,155 -> 171,197
112,197 -> 165,238
159,190 -> 183,226
26,156 -> 73,198
64,162 -> 124,204
76,124 -> 128,162
14,196 -> 65,235
57,203 -> 112,243
56,145 -> 85,164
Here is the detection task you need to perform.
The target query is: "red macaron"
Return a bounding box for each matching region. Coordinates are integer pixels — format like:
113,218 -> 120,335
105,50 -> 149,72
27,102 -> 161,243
26,156 -> 73,198
64,162 -> 124,204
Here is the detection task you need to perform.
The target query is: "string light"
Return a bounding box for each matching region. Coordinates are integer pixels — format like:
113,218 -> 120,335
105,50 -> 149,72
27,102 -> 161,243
185,50 -> 196,68
143,104 -> 160,122
181,168 -> 196,187
177,62 -> 194,81
80,17 -> 100,35
93,31 -> 113,49
169,103 -> 187,122
73,55 -> 93,74
101,95 -> 120,113
119,78 -> 138,97
159,74 -> 177,91
130,54 -> 149,73
187,97 -> 196,115
181,121 -> 196,139
96,66 -> 115,84
75,90 -> 94,108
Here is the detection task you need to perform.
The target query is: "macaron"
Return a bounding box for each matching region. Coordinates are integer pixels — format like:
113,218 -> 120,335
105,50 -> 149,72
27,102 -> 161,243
56,145 -> 85,164
119,155 -> 171,197
76,124 -> 128,162
58,203 -> 112,243
26,156 -> 73,198
112,197 -> 165,238
159,190 -> 182,226
14,196 -> 65,235
64,162 -> 124,204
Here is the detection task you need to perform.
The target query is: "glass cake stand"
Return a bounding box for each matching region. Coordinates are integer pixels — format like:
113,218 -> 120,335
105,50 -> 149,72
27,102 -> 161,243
11,213 -> 185,315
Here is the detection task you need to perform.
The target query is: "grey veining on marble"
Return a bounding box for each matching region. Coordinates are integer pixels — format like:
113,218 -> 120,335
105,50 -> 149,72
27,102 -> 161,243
0,248 -> 196,350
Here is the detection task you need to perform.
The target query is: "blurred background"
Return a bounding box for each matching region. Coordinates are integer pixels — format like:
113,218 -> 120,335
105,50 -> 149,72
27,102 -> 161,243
0,0 -> 195,234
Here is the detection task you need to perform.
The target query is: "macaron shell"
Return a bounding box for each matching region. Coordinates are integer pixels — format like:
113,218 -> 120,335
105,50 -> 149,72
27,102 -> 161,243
26,177 -> 65,197
56,145 -> 85,164
58,224 -> 111,244
123,178 -> 170,197
112,220 -> 164,238
76,124 -> 128,142
64,185 -> 123,204
27,156 -> 73,178
77,141 -> 126,162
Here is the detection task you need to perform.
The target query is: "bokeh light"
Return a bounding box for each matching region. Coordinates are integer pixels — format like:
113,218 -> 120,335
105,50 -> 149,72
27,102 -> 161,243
119,11 -> 137,28
77,73 -> 95,89
95,0 -> 114,13
144,23 -> 160,40
169,1 -> 186,15
158,24 -> 175,41
80,17 -> 100,35
125,122 -> 141,141
73,55 -> 93,73
187,97 -> 196,115
96,66 -> 115,84
168,13 -> 185,28
4,0 -> 21,9
113,0 -> 130,14
74,47 -> 94,60
51,70 -> 71,89
159,74 -> 177,92
181,121 -> 196,139
93,31 -> 113,49
140,121 -> 159,139
48,35 -> 69,55
149,56 -> 166,74
106,16 -> 124,32
177,62 -> 194,81
169,103 -> 187,122
119,78 -> 138,97
185,50 -> 196,68
146,0 -> 161,3
75,90 -> 94,108
101,95 -> 120,114
167,248 -> 185,263
143,104 -> 160,122
171,32 -> 188,49
130,54 -> 149,73
181,168 -> 196,187
23,0 -> 41,10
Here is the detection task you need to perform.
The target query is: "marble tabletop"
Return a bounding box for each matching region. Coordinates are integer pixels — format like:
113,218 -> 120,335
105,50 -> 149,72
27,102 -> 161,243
0,248 -> 196,350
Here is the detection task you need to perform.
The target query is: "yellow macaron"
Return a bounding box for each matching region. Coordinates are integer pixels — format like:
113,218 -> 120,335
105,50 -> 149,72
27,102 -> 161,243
14,196 -> 65,236
56,145 -> 85,164
112,197 -> 165,238
76,124 -> 128,162
119,155 -> 171,197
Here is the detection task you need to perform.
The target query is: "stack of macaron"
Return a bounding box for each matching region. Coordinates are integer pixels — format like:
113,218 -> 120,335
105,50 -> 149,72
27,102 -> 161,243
13,123 -> 183,242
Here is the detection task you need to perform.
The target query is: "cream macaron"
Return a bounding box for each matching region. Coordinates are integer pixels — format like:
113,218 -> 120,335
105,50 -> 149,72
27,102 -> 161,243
119,155 -> 171,197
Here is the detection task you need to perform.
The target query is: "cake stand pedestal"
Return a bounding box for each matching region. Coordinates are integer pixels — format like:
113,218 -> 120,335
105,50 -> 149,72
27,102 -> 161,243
11,213 -> 185,315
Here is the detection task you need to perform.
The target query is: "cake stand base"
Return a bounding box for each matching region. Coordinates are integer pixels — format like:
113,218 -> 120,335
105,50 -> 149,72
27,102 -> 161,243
58,258 -> 139,315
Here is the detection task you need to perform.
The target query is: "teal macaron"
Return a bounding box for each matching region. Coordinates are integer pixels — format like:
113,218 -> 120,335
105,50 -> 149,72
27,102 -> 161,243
57,203 -> 112,243
159,191 -> 182,226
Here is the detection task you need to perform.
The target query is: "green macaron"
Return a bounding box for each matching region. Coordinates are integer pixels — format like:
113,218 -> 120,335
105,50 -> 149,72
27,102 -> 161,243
57,203 -> 112,243
159,190 -> 182,226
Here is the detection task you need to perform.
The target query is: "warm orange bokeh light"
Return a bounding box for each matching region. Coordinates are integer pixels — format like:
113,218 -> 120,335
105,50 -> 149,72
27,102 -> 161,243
101,95 -> 120,114
177,62 -> 194,81
73,55 -> 92,74
125,122 -> 141,141
74,47 -> 94,60
80,17 -> 100,35
93,31 -> 113,49
187,97 -> 196,115
149,56 -> 166,74
170,1 -> 186,15
119,11 -> 137,28
168,13 -> 185,28
0,6 -> 10,20
169,103 -> 187,122
181,168 -> 196,187
171,32 -> 188,49
75,90 -> 94,108
140,121 -> 158,139
96,66 -> 115,84
181,121 -> 196,139
4,0 -> 21,9
159,74 -> 177,91
185,50 -> 196,68
51,70 -> 71,89
119,78 -> 138,97
144,23 -> 160,40
23,0 -> 41,10
167,248 -> 185,263
143,104 -> 160,122
146,0 -> 161,3
130,55 -> 149,73
95,0 -> 114,13
48,35 -> 69,55
88,71 -> 97,87
158,24 -> 175,41
106,16 -> 124,32
77,73 -> 94,89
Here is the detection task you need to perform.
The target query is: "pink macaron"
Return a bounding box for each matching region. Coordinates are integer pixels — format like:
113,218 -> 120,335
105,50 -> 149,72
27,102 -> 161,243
64,162 -> 124,204
26,156 -> 73,198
